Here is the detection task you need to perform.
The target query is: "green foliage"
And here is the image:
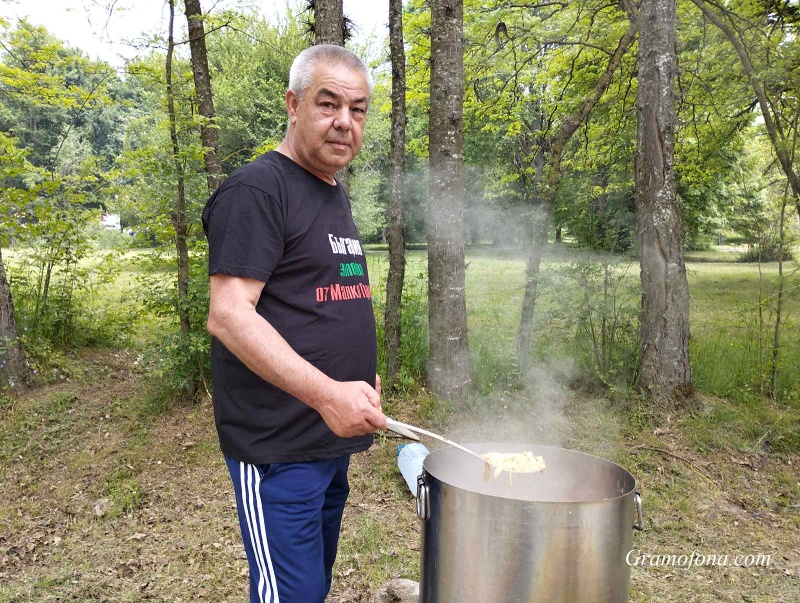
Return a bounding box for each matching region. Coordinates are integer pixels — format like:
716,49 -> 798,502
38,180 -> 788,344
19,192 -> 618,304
10,248 -> 134,359
738,235 -> 795,263
374,266 -> 428,393
560,258 -> 640,388
689,262 -> 800,404
132,247 -> 211,397
113,50 -> 212,397
102,464 -> 144,517
0,20 -> 131,169
207,9 -> 308,173
0,21 -> 139,371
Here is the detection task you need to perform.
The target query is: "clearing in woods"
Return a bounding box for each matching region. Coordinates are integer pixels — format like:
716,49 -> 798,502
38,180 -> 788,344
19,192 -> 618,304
0,347 -> 798,602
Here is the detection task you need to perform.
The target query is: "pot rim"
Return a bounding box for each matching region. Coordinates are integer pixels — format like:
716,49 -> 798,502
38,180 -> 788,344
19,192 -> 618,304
422,442 -> 639,504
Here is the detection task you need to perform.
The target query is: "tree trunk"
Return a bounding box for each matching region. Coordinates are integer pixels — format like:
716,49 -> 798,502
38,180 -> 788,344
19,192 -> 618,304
517,204 -> 549,371
184,0 -> 224,193
770,189 -> 788,399
384,0 -> 407,387
690,0 -> 800,219
167,0 -> 195,398
516,23 -> 637,370
0,246 -> 27,385
635,0 -> 692,398
595,166 -> 610,244
314,0 -> 345,45
312,0 -> 349,189
428,0 -> 470,399
38,259 -> 54,325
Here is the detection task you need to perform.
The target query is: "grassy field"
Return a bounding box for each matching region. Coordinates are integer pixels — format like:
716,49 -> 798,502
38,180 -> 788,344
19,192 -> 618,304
0,245 -> 798,601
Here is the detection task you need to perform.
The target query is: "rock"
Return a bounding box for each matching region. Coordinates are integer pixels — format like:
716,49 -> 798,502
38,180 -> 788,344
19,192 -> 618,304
93,498 -> 112,518
373,578 -> 419,603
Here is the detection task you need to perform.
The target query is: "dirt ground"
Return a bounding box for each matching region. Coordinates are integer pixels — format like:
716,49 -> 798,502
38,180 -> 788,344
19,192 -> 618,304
0,350 -> 798,602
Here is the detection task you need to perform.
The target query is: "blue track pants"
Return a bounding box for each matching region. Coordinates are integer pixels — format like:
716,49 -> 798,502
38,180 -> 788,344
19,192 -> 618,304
225,455 -> 351,603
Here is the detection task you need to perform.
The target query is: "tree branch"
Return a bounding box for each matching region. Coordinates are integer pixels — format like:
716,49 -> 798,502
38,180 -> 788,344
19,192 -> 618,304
690,0 -> 800,217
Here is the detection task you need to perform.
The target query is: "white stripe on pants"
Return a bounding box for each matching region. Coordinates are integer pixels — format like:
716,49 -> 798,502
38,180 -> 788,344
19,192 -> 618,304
240,462 -> 280,603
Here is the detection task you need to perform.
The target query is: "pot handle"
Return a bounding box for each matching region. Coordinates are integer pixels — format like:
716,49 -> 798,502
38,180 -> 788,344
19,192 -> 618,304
416,474 -> 430,521
633,492 -> 644,531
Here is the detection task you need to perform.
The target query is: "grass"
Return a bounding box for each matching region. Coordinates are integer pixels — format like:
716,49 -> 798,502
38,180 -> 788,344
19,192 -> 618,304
0,244 -> 798,601
368,245 -> 800,410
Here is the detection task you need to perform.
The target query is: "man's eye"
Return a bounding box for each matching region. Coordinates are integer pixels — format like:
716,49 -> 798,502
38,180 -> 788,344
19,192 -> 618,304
320,102 -> 335,109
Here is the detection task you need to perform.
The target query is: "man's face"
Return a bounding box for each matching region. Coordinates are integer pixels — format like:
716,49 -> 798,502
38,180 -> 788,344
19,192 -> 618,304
285,62 -> 370,182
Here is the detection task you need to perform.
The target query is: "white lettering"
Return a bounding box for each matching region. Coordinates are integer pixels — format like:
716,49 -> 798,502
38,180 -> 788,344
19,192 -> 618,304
327,233 -> 364,256
628,550 -> 771,569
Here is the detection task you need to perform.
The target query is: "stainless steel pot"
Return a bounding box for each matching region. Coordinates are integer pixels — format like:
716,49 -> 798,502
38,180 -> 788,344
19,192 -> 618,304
417,443 -> 643,603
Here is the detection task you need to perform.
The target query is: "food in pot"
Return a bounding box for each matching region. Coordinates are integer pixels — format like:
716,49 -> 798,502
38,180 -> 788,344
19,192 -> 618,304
482,451 -> 546,478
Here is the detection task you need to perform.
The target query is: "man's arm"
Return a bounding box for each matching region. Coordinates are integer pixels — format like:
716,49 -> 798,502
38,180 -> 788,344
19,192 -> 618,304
207,274 -> 387,437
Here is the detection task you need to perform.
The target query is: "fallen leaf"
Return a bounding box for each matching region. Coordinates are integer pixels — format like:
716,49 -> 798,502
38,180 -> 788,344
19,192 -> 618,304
654,427 -> 672,436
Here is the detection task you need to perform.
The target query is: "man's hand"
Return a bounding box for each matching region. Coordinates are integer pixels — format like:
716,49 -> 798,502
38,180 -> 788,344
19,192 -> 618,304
317,380 -> 387,438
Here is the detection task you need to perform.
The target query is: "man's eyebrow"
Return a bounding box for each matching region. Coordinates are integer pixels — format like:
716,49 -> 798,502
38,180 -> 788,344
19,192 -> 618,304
316,88 -> 369,105
316,88 -> 339,100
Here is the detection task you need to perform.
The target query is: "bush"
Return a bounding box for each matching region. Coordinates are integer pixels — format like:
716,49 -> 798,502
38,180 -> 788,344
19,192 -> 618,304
9,241 -> 137,369
134,248 -> 211,398
738,235 -> 795,262
553,257 -> 640,390
375,269 -> 428,393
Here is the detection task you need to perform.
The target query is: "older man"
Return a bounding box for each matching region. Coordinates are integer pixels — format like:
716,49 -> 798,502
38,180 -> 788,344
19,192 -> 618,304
202,45 -> 386,603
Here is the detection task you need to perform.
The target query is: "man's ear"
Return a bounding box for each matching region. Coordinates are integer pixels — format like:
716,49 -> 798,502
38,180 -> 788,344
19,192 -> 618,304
285,90 -> 299,125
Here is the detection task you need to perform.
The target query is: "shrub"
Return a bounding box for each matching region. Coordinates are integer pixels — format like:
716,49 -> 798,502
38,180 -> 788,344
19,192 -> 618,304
738,234 -> 795,262
375,269 -> 428,393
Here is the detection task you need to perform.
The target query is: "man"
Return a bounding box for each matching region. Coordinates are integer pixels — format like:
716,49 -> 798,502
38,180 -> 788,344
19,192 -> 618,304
202,45 -> 387,603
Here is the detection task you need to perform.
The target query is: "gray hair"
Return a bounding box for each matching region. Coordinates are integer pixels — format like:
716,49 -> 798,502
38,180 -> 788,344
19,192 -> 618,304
288,45 -> 374,99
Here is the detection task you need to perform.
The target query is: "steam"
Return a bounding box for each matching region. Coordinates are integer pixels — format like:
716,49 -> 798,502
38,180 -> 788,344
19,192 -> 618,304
397,161 -> 624,456
444,359 -> 578,449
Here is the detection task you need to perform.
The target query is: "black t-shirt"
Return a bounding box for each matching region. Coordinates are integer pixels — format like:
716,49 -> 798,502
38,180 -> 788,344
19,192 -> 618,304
201,151 -> 376,464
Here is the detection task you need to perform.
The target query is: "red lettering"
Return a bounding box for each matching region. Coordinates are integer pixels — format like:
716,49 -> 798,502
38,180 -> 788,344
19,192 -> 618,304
319,283 -> 373,302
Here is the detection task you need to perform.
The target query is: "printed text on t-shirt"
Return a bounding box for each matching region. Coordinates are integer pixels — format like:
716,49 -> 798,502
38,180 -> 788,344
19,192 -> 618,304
316,283 -> 372,302
328,234 -> 364,256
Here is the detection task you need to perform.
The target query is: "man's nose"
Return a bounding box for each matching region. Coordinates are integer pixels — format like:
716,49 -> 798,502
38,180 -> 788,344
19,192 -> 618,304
332,106 -> 351,130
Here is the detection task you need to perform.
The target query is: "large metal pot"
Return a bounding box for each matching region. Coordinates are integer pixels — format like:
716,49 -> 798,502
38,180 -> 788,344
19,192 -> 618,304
417,443 -> 643,603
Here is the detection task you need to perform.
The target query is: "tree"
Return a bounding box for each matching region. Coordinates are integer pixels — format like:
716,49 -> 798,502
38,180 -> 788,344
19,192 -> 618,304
312,0 -> 345,45
0,132 -> 29,386
427,0 -> 470,399
384,0 -> 407,387
689,0 -> 800,219
516,8 -> 638,370
184,0 -> 224,192
166,0 -> 195,397
0,246 -> 26,386
635,0 -> 692,397
0,20 -> 123,352
205,12 -> 306,173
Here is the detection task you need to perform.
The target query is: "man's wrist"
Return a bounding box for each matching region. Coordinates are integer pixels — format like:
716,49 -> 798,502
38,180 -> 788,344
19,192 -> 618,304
301,371 -> 338,412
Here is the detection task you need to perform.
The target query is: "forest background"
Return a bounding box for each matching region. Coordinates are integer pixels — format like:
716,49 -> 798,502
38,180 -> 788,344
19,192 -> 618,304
0,0 -> 799,601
